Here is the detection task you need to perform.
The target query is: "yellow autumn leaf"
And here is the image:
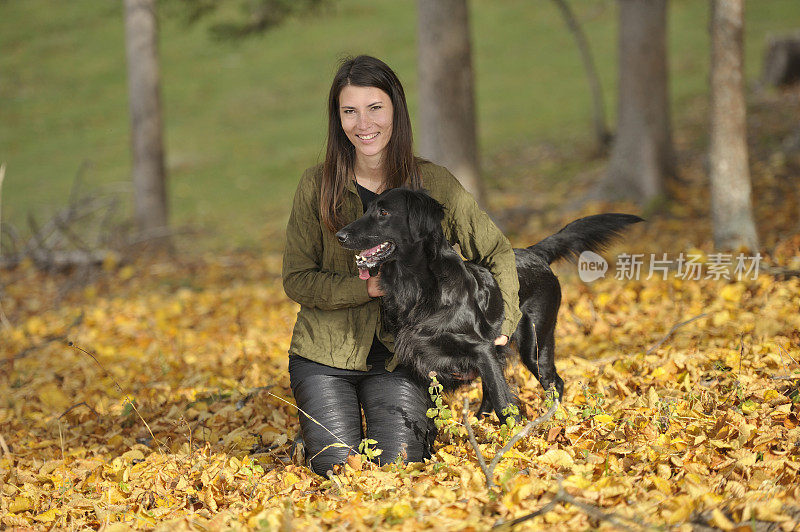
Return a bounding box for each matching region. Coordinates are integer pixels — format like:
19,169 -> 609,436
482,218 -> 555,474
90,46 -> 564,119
764,389 -> 787,404
385,502 -> 414,520
9,496 -> 34,513
593,413 -> 614,424
741,400 -> 758,415
437,450 -> 458,465
651,366 -> 667,380
283,472 -> 301,487
537,449 -> 573,468
33,508 -> 60,523
121,449 -> 145,462
648,475 -> 671,494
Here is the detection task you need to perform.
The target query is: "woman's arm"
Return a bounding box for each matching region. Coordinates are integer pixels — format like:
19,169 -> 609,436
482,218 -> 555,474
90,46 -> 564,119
441,172 -> 522,339
282,170 -> 373,310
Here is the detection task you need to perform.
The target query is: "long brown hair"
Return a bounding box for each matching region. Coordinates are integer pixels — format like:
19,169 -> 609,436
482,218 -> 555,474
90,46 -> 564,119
320,55 -> 422,233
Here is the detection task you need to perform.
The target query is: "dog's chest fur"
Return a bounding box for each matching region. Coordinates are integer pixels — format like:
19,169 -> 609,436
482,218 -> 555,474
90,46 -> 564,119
379,247 -> 505,388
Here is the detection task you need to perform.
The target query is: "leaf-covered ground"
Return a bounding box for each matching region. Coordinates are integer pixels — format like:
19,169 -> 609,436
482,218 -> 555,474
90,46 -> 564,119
2,91 -> 800,531
2,229 -> 799,530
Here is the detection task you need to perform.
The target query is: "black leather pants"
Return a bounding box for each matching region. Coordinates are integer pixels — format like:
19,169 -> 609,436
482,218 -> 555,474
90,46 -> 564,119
290,364 -> 435,477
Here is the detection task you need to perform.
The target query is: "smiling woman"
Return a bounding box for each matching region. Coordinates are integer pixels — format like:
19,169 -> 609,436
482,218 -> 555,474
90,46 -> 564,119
280,55 -> 522,477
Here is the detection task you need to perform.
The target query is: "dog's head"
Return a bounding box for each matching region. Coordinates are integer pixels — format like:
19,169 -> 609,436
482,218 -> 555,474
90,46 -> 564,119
336,188 -> 445,279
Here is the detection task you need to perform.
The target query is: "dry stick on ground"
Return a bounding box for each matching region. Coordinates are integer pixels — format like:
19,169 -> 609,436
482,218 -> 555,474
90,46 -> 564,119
777,343 -> 799,367
494,478 -> 643,531
68,341 -> 167,455
464,398 -> 559,489
462,398 -> 492,482
266,391 -> 360,457
646,312 -> 708,355
59,401 -> 100,420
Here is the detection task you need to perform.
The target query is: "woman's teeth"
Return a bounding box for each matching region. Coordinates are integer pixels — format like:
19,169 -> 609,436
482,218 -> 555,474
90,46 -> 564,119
357,133 -> 378,140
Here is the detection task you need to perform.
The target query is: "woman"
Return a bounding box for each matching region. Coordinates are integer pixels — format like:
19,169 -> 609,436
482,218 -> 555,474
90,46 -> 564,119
282,55 -> 521,476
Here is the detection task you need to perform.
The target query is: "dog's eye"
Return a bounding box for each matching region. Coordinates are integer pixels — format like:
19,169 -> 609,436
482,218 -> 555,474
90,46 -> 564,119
379,209 -> 389,217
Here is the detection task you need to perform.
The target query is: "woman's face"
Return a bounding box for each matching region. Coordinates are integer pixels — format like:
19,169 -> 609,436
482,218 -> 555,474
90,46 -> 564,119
338,85 -> 394,165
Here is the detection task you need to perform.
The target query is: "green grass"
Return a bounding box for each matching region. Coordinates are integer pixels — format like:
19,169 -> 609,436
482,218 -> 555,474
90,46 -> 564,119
1,0 -> 798,251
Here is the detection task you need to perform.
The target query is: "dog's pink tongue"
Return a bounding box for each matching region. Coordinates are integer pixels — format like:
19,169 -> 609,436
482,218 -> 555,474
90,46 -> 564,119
359,268 -> 371,280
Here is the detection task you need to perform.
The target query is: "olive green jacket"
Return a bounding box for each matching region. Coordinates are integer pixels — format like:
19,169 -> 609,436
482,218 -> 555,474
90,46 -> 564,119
282,161 -> 522,371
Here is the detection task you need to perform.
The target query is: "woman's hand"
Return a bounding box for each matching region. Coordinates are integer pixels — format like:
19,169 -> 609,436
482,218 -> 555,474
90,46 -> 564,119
366,273 -> 385,297
494,335 -> 508,346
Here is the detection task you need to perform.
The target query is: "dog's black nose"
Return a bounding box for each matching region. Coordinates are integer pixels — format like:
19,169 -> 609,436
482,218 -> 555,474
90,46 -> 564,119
335,231 -> 347,244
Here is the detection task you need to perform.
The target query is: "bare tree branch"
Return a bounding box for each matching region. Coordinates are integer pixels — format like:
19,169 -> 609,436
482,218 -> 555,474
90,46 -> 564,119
465,399 -> 558,489
646,312 -> 708,355
494,478 -> 644,531
462,398 -> 491,482
486,401 -> 558,486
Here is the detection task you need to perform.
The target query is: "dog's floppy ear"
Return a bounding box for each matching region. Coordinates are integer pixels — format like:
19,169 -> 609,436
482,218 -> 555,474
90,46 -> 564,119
405,189 -> 445,242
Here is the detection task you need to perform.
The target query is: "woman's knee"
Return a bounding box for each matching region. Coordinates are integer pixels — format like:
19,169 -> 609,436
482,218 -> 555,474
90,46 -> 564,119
358,373 -> 434,464
291,374 -> 363,476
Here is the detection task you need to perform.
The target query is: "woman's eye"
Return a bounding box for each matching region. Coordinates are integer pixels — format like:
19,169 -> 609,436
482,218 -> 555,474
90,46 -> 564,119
371,106 -> 382,111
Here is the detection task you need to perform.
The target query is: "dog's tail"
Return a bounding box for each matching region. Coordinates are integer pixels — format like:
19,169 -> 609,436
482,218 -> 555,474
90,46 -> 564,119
529,213 -> 643,264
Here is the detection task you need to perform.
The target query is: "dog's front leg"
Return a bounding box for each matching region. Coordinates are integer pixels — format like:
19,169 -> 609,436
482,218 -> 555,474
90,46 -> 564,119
477,381 -> 494,418
476,348 -> 520,423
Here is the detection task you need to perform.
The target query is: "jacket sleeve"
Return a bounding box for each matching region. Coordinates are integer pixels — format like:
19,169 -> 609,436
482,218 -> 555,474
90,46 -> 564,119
282,170 -> 372,310
442,172 -> 522,338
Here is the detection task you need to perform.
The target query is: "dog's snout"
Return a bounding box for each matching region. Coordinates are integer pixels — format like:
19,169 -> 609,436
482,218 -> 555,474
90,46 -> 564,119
335,230 -> 347,245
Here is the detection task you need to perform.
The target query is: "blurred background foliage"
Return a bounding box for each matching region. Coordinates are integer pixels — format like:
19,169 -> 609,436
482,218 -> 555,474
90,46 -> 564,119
1,0 -> 798,251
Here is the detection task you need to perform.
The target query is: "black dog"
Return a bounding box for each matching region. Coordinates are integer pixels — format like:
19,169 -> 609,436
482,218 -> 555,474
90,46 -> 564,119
336,188 -> 641,421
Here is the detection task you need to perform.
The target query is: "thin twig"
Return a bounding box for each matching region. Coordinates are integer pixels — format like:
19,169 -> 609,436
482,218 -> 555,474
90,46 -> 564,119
68,341 -> 166,455
59,401 -> 100,420
777,343 -> 798,366
462,398 -> 491,482
494,478 -> 643,531
485,401 -> 558,487
266,391 -> 359,456
58,420 -> 66,463
646,313 -> 708,355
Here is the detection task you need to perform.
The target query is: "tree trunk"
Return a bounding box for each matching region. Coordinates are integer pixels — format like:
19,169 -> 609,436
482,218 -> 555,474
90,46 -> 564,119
417,0 -> 483,205
709,0 -> 758,251
603,0 -> 674,204
551,0 -> 611,154
762,34 -> 800,87
124,0 -> 169,248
